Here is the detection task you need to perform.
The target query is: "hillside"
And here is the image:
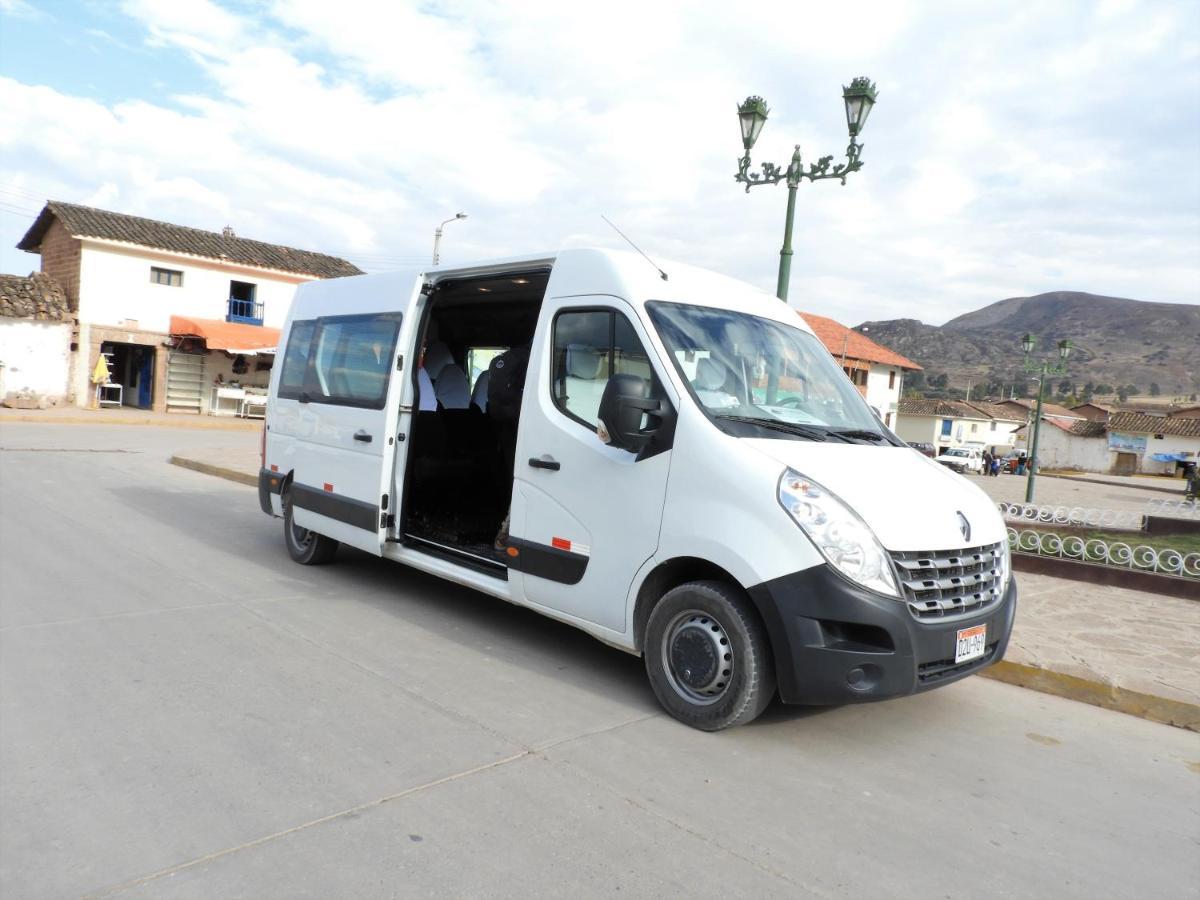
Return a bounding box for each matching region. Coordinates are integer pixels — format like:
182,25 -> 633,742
859,291 -> 1200,400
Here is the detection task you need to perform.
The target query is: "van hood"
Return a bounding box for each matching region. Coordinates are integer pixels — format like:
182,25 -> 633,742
744,440 -> 1006,552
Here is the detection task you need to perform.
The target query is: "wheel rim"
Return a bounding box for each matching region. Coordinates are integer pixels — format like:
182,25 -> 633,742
661,610 -> 734,706
285,494 -> 313,549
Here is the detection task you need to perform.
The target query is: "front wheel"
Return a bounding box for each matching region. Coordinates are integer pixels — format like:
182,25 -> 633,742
644,580 -> 776,731
282,485 -> 339,565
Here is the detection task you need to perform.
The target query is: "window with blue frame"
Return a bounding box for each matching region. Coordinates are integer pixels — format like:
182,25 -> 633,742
941,418 -> 953,437
227,280 -> 262,325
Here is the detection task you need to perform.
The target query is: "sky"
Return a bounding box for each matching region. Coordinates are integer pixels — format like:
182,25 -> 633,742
0,0 -> 1197,326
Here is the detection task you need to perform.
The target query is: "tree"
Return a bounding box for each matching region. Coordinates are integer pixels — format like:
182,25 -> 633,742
1149,382 -> 1160,396
1125,384 -> 1140,398
904,388 -> 924,400
1118,386 -> 1129,402
1095,383 -> 1114,395
1191,393 -> 1197,402
930,373 -> 949,389
1057,379 -> 1073,396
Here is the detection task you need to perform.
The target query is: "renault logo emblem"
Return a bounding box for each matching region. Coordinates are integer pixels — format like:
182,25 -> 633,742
957,511 -> 971,542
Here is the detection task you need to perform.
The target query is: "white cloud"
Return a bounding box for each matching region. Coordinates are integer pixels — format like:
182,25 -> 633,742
0,0 -> 1196,324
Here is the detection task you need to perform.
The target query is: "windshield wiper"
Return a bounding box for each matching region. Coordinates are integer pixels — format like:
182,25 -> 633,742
715,414 -> 827,441
827,428 -> 886,443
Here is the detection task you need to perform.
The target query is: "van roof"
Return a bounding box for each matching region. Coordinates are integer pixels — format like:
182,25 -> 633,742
288,247 -> 815,337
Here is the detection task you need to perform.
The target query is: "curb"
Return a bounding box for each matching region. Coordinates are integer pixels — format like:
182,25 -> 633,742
1040,472 -> 1187,497
166,454 -> 1200,733
168,455 -> 258,487
1,414 -> 260,431
1011,553 -> 1199,600
980,660 -> 1199,732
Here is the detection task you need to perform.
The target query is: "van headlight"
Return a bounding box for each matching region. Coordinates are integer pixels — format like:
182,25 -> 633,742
777,468 -> 900,598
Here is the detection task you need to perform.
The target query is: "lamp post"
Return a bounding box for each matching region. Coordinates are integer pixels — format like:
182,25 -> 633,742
432,212 -> 467,265
734,78 -> 877,304
1020,333 -> 1072,503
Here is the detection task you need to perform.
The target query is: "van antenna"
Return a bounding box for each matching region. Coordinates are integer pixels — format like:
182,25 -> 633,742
601,215 -> 668,281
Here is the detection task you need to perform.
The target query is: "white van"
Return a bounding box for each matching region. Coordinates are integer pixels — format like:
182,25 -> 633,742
935,447 -> 984,475
259,249 -> 1015,731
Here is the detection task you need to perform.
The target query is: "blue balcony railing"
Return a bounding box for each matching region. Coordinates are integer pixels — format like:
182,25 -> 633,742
227,297 -> 264,325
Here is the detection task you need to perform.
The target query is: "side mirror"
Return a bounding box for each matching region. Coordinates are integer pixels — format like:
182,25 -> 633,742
597,373 -> 661,452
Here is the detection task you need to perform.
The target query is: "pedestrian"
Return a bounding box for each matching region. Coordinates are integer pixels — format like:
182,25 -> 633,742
982,450 -> 992,477
991,457 -> 1001,477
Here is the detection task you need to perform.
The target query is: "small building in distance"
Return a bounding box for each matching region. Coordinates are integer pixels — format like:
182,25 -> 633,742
14,201 -> 361,413
895,399 -> 1025,456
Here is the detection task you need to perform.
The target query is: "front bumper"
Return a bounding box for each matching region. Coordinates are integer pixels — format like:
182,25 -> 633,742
258,467 -> 282,516
746,564 -> 1017,706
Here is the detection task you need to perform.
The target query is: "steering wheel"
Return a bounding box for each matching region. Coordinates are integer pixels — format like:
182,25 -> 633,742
775,396 -> 803,408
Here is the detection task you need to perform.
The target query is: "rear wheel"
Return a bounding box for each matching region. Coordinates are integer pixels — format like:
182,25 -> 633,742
644,580 -> 776,731
282,485 -> 339,565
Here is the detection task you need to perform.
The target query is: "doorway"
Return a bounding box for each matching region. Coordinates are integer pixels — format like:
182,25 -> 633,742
1113,452 -> 1137,476
100,341 -> 156,409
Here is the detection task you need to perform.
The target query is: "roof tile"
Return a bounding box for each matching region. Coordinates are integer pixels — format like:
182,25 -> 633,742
18,201 -> 363,279
799,312 -> 921,370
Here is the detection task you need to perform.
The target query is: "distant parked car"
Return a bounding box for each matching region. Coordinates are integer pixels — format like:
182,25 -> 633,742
908,441 -> 937,459
999,454 -> 1021,474
935,447 -> 984,474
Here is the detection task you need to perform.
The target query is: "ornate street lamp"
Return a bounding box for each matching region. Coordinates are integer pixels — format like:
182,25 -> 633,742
734,77 -> 878,303
1020,333 -> 1073,503
432,212 -> 468,265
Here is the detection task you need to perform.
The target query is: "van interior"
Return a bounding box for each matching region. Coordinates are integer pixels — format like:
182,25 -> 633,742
402,270 -> 550,571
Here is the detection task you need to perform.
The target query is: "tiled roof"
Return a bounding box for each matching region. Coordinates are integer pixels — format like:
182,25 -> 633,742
799,312 -> 921,370
1107,411 -> 1200,438
0,273 -> 69,320
997,398 -> 1081,419
17,201 -> 364,279
898,399 -> 1025,422
1043,417 -> 1108,437
963,400 -> 1024,421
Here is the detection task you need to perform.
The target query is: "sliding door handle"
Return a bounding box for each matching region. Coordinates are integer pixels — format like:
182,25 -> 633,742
528,456 -> 560,471
353,430 -> 373,443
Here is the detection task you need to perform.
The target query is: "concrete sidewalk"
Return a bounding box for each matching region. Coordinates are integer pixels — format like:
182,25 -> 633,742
170,444 -> 1200,732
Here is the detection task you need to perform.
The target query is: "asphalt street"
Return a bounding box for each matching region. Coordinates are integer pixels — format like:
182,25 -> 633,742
1,423 -> 1198,899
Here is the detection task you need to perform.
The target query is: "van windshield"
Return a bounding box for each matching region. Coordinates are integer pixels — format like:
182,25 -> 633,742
646,301 -> 888,440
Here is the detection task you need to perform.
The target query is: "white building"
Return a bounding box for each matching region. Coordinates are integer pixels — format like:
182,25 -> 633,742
14,201 -> 360,413
798,312 -> 921,430
895,399 -> 1025,455
1012,409 -> 1199,476
0,273 -> 72,403
1011,417 -> 1110,472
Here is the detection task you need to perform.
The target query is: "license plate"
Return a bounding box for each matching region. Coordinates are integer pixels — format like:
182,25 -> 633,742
955,624 -> 987,664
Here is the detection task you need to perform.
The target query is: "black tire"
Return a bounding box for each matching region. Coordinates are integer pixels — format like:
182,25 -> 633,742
282,485 -> 339,565
644,580 -> 776,731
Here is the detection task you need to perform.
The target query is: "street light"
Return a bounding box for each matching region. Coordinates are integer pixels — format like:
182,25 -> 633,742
1020,333 -> 1073,503
734,77 -> 878,303
432,212 -> 467,265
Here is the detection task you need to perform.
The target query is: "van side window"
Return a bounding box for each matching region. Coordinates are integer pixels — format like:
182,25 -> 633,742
307,313 -> 401,409
277,320 -> 316,400
552,309 -> 654,430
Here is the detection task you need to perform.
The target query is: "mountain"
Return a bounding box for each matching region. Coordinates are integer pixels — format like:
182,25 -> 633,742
859,291 -> 1200,399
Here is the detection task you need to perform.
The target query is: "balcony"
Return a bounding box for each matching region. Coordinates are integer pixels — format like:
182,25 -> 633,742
226,297 -> 263,326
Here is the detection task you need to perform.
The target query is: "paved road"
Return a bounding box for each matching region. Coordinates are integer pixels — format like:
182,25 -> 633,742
2,424 -> 1198,899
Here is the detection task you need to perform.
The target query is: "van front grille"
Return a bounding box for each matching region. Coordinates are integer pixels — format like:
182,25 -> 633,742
890,542 -> 1005,621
